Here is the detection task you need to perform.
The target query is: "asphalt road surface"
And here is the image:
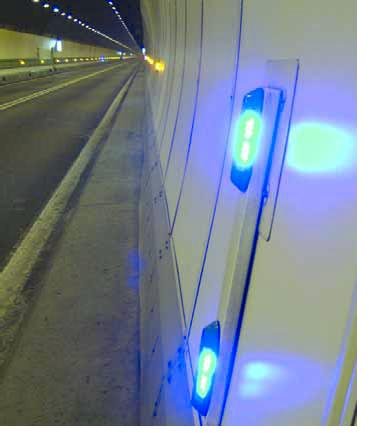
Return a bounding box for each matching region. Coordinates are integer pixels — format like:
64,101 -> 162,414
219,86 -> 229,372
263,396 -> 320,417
0,69 -> 144,426
0,61 -> 136,269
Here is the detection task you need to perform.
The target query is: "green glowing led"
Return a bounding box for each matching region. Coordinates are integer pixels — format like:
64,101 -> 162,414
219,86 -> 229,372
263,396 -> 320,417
233,110 -> 262,170
195,348 -> 217,399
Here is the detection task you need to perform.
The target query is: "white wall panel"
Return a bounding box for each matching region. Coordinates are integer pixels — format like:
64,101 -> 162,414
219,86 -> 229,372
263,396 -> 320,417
152,0 -> 175,142
139,2 -> 195,419
172,0 -> 242,326
159,0 -> 187,174
216,0 -> 356,425
141,0 -> 356,426
164,0 -> 203,226
145,0 -> 167,128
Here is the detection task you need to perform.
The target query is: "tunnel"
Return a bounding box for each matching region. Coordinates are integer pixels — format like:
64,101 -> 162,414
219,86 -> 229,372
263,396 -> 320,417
0,0 -> 357,427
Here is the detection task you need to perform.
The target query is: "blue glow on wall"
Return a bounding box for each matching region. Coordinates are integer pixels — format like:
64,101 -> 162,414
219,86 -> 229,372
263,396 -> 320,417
240,360 -> 285,399
243,361 -> 283,382
233,351 -> 328,422
286,122 -> 355,174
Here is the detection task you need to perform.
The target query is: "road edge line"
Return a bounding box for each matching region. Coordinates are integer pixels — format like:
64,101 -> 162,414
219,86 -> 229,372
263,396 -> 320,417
0,67 -> 138,321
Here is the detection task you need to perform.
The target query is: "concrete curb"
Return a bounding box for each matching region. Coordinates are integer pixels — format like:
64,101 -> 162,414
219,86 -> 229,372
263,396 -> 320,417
0,66 -> 138,366
0,60 -> 135,87
0,64 -> 123,112
0,67 -> 54,86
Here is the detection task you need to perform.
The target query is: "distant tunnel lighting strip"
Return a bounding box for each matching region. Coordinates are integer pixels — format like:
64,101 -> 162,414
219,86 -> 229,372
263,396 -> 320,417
30,0 -> 133,53
104,0 -> 139,49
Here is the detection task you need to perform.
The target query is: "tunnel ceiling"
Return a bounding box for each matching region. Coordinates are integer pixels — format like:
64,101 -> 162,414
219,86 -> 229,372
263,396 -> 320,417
0,0 -> 143,52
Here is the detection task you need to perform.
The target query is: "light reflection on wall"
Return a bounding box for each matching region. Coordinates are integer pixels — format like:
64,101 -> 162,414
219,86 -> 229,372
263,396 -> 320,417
286,122 -> 356,174
235,352 -> 328,422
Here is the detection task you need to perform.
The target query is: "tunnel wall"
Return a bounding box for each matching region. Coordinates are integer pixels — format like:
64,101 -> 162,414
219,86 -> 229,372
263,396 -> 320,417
0,28 -> 120,63
139,0 -> 356,426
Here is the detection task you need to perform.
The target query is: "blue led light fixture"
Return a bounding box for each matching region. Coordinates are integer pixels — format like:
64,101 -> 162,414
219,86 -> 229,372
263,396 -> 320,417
231,88 -> 265,192
192,321 -> 220,416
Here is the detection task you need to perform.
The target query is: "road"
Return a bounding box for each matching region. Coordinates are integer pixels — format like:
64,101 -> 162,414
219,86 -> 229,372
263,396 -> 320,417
0,69 -> 144,426
0,61 -> 136,268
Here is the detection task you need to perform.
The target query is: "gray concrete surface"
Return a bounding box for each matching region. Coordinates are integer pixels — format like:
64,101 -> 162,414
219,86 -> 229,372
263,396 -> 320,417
0,72 -> 144,425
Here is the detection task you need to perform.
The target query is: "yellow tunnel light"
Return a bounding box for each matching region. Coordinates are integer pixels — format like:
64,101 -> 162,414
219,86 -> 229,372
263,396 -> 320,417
19,60 -> 26,65
40,59 -> 45,64
145,55 -> 154,65
64,59 -> 69,63
74,58 -> 78,62
56,59 -> 61,63
155,61 -> 165,73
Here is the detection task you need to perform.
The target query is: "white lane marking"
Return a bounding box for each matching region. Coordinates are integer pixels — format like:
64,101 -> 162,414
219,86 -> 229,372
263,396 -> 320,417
0,64 -> 123,112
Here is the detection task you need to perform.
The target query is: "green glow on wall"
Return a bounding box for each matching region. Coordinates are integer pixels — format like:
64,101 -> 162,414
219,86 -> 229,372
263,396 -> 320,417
286,122 -> 355,174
